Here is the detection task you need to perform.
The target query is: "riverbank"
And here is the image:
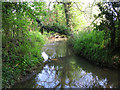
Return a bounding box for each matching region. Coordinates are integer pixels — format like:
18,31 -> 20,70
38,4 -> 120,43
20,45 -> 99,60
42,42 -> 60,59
67,31 -> 120,69
2,31 -> 45,88
10,34 -> 67,88
11,60 -> 51,88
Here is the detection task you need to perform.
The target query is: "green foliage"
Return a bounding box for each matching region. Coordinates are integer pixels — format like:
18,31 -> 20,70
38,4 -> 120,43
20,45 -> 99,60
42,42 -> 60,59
70,2 -> 87,31
2,31 -> 45,88
69,2 -> 120,69
2,1 -> 119,88
52,4 -> 66,26
2,2 -> 45,88
93,2 -> 120,49
72,30 -> 116,66
52,23 -> 71,35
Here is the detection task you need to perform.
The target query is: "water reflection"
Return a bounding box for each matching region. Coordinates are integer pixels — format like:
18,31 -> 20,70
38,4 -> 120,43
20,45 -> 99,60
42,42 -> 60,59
34,56 -> 115,88
42,40 -> 70,59
35,65 -> 59,88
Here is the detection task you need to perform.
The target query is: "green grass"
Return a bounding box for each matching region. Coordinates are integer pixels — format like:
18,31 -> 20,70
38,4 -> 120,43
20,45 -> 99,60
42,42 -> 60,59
2,31 -> 45,88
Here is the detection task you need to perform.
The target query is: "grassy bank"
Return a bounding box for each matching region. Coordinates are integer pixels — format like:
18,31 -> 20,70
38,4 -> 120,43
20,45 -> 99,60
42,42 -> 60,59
2,31 -> 45,88
68,30 -> 119,69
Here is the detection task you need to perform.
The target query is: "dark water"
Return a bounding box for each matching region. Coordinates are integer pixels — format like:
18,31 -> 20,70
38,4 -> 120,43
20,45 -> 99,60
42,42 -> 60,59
13,39 -> 118,88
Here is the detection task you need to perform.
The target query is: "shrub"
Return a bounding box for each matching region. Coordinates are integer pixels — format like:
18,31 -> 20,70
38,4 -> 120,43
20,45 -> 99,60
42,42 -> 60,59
2,31 -> 45,88
72,30 -> 113,66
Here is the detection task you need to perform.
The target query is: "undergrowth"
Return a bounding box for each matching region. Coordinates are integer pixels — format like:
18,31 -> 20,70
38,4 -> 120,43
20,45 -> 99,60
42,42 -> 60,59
69,30 -> 119,68
2,31 -> 45,88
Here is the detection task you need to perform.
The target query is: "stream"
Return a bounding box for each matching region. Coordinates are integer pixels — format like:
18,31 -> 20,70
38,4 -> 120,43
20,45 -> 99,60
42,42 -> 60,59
13,38 -> 118,88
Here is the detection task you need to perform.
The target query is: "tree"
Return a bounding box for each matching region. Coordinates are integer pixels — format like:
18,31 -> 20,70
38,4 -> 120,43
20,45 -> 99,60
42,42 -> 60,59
63,2 -> 72,28
96,2 -> 120,49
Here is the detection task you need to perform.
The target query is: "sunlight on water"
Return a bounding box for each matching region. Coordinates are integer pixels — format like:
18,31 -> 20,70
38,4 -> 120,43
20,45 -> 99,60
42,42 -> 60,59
34,63 -> 112,88
35,65 -> 59,88
41,52 -> 49,62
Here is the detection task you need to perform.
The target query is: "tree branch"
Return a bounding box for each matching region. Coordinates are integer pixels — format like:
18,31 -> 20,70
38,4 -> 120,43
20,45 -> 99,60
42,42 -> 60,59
74,2 -> 85,12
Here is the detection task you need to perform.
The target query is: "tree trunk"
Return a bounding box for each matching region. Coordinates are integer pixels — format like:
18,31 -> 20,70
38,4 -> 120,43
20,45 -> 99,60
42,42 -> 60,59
111,25 -> 115,48
117,12 -> 120,49
110,12 -> 116,48
63,2 -> 72,28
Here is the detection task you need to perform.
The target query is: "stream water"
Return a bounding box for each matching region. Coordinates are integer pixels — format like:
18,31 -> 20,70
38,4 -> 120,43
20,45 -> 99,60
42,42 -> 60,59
13,38 -> 118,88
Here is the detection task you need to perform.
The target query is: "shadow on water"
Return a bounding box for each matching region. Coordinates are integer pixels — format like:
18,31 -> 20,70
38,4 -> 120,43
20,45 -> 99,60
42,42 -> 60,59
13,38 -> 118,88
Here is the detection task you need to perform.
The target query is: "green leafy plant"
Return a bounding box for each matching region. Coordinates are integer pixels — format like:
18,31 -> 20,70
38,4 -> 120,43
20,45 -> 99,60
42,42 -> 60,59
70,30 -> 117,67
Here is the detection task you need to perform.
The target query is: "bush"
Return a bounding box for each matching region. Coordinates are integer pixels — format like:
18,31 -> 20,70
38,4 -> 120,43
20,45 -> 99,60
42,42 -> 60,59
71,30 -> 114,66
2,31 -> 45,88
